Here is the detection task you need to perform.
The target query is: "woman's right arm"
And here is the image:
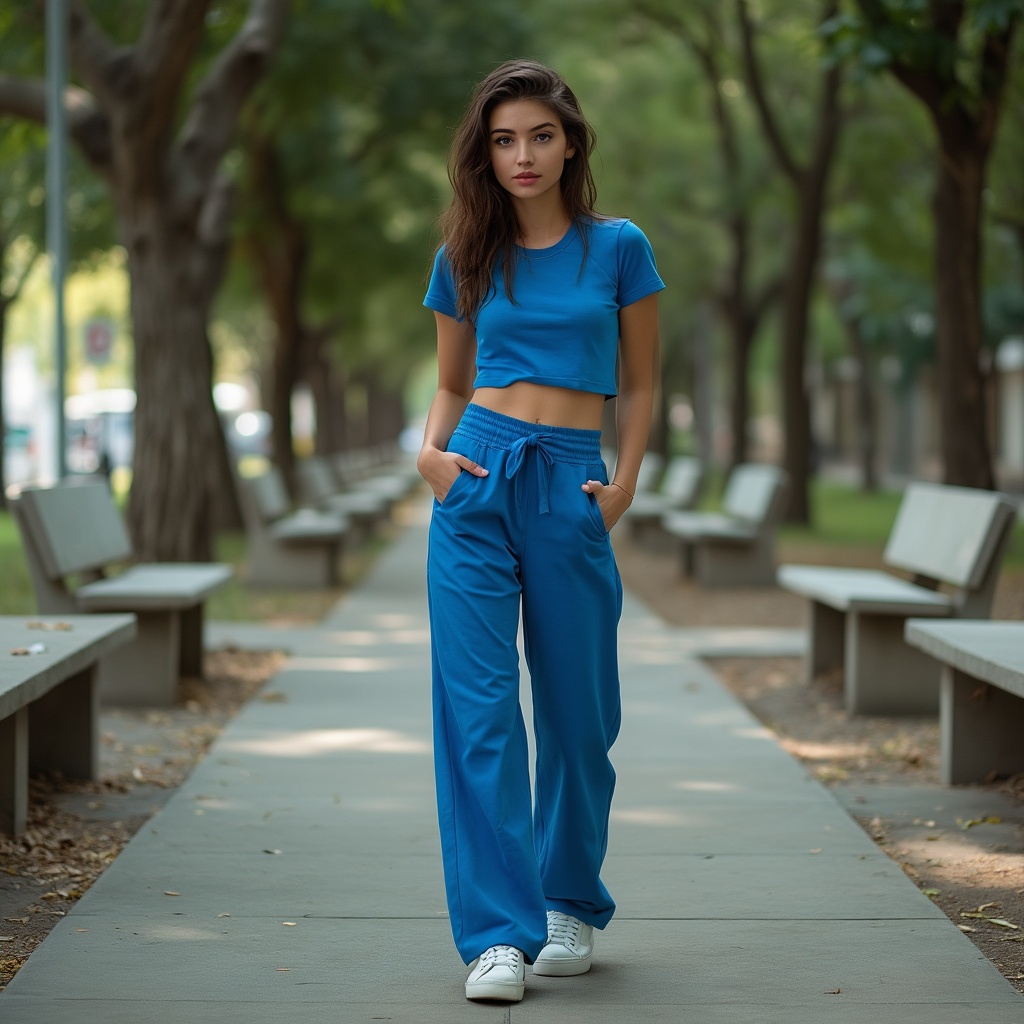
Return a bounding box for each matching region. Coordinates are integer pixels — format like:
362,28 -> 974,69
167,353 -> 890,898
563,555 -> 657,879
417,311 -> 489,501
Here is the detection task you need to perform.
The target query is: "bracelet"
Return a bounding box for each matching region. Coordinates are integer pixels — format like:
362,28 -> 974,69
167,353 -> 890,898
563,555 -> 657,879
610,481 -> 634,499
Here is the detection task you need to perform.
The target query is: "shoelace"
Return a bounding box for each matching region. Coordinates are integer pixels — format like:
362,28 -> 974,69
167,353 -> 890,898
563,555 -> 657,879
479,945 -> 522,970
546,911 -> 582,948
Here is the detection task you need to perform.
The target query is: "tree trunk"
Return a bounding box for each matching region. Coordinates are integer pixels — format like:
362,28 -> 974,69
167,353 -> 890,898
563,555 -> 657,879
243,133 -> 307,496
932,135 -> 995,489
778,179 -> 830,522
125,220 -> 227,562
365,374 -> 405,446
306,333 -> 347,454
725,310 -> 754,470
841,312 -> 878,491
736,0 -> 843,524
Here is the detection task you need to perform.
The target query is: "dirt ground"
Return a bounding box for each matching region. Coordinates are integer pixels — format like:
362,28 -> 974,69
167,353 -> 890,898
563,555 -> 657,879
613,524 -> 1024,996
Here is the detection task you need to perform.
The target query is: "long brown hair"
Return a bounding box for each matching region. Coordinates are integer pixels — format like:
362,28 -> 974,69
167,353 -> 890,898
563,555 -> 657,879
438,59 -> 600,321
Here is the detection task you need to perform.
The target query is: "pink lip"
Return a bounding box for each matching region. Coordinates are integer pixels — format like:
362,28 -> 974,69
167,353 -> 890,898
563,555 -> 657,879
514,173 -> 539,181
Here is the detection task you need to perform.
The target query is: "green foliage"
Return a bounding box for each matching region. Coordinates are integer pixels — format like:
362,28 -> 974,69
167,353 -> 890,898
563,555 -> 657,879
824,1 -> 1024,112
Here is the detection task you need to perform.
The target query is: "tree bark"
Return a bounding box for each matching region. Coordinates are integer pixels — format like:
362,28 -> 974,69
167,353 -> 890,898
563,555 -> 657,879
241,132 -> 307,496
305,328 -> 347,454
124,221 -> 223,558
828,279 -> 879,491
365,373 -> 406,446
931,137 -> 994,488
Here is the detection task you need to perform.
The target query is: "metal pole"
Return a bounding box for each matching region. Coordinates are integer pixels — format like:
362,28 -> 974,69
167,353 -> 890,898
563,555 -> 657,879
46,0 -> 68,479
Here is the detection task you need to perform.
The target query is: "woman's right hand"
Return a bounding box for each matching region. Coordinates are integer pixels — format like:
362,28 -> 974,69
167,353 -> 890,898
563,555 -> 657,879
417,445 -> 488,502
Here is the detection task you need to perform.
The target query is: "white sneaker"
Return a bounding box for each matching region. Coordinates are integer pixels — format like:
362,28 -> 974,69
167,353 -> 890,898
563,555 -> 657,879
465,944 -> 526,1002
532,911 -> 594,976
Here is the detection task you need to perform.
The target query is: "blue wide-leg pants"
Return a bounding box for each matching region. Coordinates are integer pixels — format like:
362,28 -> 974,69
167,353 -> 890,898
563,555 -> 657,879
426,404 -> 623,965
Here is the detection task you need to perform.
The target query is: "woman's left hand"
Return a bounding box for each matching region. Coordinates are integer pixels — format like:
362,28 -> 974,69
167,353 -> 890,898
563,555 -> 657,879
582,479 -> 632,532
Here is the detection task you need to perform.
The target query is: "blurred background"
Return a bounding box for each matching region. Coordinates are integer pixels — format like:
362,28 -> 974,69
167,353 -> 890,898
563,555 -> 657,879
0,0 -> 1021,561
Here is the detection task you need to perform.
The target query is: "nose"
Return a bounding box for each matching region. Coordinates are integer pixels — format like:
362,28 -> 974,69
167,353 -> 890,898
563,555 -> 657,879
515,141 -> 533,165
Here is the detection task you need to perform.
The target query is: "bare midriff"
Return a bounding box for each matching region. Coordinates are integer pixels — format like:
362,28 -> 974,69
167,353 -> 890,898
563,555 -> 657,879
472,382 -> 605,431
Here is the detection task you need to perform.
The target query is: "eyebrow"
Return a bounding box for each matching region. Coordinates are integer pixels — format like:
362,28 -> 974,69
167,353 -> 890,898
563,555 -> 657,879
489,122 -> 556,135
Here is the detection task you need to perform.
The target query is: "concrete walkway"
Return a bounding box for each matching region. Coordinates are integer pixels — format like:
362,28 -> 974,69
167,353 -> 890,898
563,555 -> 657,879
2,507 -> 1021,1022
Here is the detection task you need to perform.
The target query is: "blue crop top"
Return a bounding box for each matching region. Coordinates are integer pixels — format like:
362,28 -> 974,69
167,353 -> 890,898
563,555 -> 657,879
423,217 -> 665,398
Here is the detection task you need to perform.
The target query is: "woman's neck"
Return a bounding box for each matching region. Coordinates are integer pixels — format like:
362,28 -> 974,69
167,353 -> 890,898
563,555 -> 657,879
513,195 -> 571,249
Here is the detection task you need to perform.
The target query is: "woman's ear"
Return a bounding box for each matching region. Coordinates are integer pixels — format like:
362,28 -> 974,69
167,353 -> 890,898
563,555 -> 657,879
565,145 -> 576,159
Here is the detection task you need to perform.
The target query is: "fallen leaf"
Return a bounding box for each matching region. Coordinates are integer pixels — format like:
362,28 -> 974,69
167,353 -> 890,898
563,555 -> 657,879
957,816 -> 1002,830
164,891 -> 181,897
263,849 -> 283,856
922,888 -> 941,898
0,937 -> 14,943
825,987 -> 841,995
282,922 -> 296,927
275,968 -> 290,972
958,925 -> 976,933
989,919 -> 1019,930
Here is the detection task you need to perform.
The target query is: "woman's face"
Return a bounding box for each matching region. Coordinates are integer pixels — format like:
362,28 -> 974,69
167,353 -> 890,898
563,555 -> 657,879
487,98 -> 575,205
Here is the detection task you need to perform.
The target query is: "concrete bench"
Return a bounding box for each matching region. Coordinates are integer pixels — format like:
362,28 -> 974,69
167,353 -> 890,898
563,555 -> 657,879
332,447 -> 422,505
662,463 -> 789,587
778,483 -> 1017,715
13,482 -> 231,707
297,456 -> 391,534
623,455 -> 703,538
237,466 -> 349,588
905,619 -> 1024,784
0,613 -> 136,833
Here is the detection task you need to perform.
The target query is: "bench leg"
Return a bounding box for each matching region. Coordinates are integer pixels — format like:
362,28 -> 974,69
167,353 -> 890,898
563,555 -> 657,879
845,612 -> 940,715
0,707 -> 29,835
806,601 -> 845,683
941,667 -> 1024,785
248,536 -> 341,588
677,537 -> 696,579
98,610 -> 181,707
30,665 -> 100,781
180,603 -> 205,677
693,540 -> 777,587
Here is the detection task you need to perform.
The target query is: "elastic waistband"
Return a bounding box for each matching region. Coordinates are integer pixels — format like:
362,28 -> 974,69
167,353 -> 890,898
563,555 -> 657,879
454,403 -> 603,464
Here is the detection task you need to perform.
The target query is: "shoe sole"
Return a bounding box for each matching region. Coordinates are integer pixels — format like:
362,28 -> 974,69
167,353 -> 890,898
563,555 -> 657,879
532,957 -> 592,978
465,981 -> 525,1002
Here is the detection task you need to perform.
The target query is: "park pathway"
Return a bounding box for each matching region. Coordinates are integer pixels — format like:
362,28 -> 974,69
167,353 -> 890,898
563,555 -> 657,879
1,502 -> 1021,1022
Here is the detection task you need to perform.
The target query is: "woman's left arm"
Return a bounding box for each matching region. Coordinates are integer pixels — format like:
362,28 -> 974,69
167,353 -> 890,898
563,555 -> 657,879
583,291 -> 661,529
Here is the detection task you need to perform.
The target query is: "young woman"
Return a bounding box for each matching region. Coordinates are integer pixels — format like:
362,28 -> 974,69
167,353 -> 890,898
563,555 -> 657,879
418,58 -> 664,1003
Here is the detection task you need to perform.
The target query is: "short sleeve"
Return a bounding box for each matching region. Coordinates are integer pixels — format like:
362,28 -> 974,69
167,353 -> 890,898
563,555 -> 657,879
616,221 -> 666,308
423,246 -> 462,321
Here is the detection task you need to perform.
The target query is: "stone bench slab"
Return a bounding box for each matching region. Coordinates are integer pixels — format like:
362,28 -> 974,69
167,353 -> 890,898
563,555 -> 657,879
778,566 -> 954,616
